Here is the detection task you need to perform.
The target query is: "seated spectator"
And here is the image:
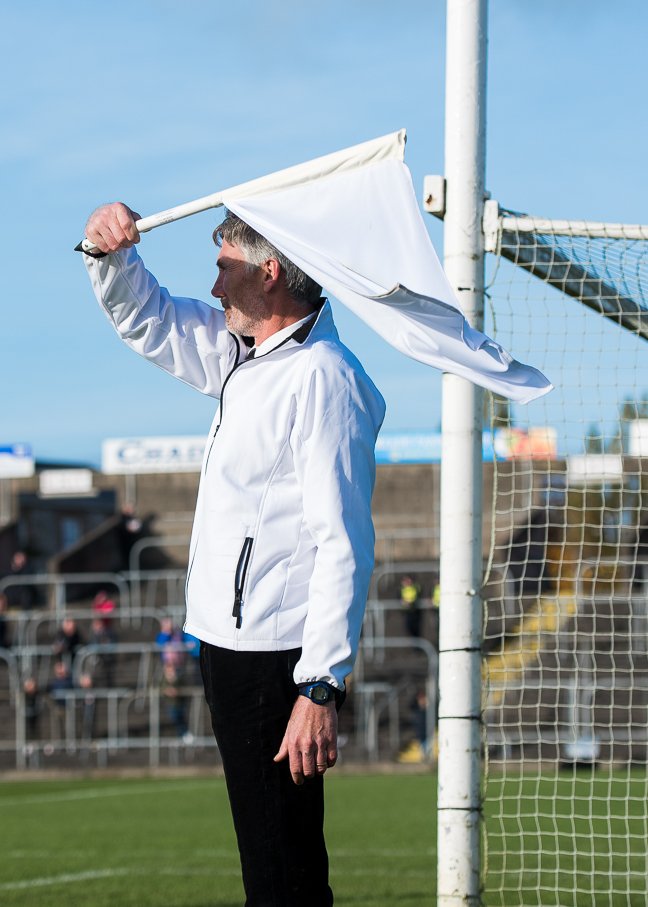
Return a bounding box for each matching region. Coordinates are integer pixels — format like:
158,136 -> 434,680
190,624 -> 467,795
78,672 -> 96,741
48,660 -> 74,738
22,676 -> 42,740
92,590 -> 116,627
89,617 -> 118,687
160,663 -> 192,743
182,630 -> 202,684
156,617 -> 186,670
0,592 -> 10,648
397,689 -> 431,764
52,617 -> 84,669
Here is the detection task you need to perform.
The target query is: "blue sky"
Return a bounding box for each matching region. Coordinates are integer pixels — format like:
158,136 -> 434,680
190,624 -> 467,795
2,0 -> 647,466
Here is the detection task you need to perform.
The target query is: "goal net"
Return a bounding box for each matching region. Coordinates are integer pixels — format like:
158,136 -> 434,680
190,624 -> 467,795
482,207 -> 648,906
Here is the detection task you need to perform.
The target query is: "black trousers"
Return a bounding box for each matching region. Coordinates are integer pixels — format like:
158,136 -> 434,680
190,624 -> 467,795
200,643 -> 334,907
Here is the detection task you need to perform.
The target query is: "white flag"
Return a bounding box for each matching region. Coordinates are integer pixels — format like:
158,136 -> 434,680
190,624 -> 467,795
223,130 -> 552,403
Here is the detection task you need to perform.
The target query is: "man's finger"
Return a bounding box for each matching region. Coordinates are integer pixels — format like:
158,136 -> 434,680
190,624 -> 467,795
115,204 -> 141,244
289,747 -> 304,785
273,738 -> 288,763
301,747 -> 318,778
315,742 -> 330,774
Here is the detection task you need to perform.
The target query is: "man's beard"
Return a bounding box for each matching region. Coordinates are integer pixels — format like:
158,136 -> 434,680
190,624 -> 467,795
223,290 -> 267,338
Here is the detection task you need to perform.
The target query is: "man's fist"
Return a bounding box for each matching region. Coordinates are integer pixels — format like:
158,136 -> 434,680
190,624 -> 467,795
85,203 -> 142,255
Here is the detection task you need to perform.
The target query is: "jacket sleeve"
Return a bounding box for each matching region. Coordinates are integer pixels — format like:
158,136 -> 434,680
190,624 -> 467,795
292,353 -> 386,689
83,247 -> 234,397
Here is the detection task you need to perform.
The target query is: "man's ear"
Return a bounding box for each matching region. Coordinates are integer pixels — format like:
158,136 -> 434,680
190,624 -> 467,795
261,258 -> 282,293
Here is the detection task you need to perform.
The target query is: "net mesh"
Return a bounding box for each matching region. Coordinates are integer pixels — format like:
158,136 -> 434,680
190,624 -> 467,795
482,219 -> 648,906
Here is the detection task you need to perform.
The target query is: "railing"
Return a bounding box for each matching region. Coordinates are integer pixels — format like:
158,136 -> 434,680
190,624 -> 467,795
0,634 -> 437,771
0,572 -> 132,621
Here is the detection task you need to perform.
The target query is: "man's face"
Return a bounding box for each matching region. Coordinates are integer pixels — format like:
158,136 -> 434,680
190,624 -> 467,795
212,239 -> 267,338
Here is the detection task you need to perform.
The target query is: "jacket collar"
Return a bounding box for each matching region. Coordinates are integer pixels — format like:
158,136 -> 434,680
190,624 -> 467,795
232,299 -> 337,362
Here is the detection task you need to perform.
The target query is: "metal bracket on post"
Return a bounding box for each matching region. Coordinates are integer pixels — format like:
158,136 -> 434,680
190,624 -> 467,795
483,198 -> 501,254
423,175 -> 447,218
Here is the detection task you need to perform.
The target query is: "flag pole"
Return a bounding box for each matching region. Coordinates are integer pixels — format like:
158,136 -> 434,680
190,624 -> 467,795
437,0 -> 487,903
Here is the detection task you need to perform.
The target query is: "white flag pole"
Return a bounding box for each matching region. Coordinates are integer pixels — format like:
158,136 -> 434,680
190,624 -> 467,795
437,0 -> 487,904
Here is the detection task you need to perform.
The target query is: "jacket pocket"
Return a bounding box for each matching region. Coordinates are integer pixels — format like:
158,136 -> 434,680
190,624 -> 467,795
232,537 -> 254,629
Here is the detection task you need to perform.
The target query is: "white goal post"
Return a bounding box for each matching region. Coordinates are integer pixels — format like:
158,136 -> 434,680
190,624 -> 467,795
435,3 -> 648,905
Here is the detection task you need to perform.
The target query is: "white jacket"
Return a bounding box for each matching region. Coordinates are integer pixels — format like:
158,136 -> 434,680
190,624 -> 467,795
84,248 -> 385,688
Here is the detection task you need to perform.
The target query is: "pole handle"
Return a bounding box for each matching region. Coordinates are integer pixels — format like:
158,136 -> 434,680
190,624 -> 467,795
74,191 -> 225,254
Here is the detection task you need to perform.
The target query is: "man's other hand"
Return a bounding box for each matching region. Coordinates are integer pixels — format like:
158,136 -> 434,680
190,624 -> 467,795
85,203 -> 142,255
274,696 -> 338,785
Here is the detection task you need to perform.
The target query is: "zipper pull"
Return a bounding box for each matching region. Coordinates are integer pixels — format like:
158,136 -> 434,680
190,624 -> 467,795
232,591 -> 242,629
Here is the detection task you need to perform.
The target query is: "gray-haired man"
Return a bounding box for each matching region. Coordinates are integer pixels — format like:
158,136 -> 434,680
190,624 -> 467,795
82,203 -> 385,905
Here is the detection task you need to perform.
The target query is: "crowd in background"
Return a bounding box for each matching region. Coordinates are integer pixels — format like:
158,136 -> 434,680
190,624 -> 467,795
0,561 -> 200,747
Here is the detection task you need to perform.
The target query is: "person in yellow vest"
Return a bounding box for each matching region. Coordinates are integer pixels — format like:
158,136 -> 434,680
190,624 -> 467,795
400,575 -> 422,638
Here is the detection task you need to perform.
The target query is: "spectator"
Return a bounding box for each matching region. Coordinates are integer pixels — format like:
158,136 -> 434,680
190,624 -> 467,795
52,617 -> 84,669
0,592 -> 10,649
397,689 -> 430,764
48,660 -> 74,738
182,630 -> 202,684
400,575 -> 423,638
78,672 -> 96,741
89,617 -> 117,687
160,663 -> 192,743
92,590 -> 116,627
156,617 -> 185,670
430,580 -> 441,650
119,503 -> 144,566
4,551 -> 36,610
22,676 -> 42,740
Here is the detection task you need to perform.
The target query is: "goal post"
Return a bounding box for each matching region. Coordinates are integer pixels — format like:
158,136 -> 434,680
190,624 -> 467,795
433,3 -> 648,904
437,0 -> 488,903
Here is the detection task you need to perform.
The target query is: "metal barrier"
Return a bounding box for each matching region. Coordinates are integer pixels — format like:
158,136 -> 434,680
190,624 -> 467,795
363,598 -> 438,665
0,568 -> 192,633
9,685 -> 216,771
374,528 -> 439,568
0,635 -> 437,770
0,572 -> 131,621
359,636 -> 438,759
127,537 -> 189,611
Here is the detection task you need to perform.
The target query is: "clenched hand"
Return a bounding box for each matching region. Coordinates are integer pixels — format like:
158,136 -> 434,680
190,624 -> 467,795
85,203 -> 142,255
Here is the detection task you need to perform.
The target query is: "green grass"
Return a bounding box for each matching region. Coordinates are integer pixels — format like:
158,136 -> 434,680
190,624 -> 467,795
2,769 -> 648,906
0,773 -> 437,907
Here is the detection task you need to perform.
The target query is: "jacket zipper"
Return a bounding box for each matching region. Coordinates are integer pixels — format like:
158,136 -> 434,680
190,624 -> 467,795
233,537 -> 253,629
202,335 -> 243,475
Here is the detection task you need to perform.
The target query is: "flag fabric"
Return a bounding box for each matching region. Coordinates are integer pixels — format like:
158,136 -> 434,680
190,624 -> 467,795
222,130 -> 552,404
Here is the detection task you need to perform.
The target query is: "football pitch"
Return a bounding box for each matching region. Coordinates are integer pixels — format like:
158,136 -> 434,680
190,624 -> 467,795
2,770 -> 647,906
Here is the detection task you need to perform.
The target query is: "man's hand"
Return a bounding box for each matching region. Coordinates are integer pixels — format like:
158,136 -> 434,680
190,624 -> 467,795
85,203 -> 142,255
274,696 -> 338,785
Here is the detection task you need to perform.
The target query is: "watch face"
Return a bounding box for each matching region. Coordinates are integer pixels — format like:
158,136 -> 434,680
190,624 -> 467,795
311,684 -> 330,703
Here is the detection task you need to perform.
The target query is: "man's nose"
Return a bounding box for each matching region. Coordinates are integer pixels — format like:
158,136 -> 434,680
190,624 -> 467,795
211,277 -> 223,299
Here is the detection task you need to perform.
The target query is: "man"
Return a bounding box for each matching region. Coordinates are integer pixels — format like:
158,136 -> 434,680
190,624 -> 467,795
82,202 -> 385,906
400,574 -> 422,638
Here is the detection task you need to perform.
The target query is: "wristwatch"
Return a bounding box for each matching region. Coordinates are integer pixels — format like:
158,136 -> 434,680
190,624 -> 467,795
298,681 -> 336,705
